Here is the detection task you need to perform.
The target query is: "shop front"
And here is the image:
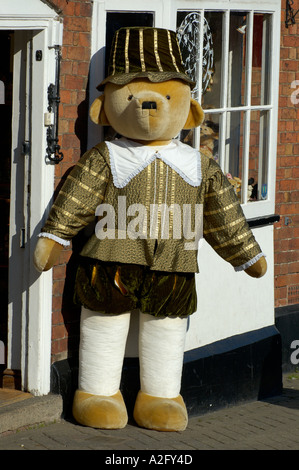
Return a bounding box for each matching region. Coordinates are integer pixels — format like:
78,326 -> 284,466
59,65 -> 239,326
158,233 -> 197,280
1,0 -> 282,412
52,0 -> 282,413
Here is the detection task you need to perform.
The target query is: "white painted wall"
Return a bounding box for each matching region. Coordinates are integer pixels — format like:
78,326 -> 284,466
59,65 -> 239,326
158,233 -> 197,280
125,224 -> 274,356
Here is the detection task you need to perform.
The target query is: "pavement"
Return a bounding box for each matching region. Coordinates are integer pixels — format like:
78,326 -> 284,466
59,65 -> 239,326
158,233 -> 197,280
0,372 -> 299,451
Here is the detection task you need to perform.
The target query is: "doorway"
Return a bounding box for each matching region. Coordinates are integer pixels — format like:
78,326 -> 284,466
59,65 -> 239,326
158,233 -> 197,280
0,1 -> 62,397
0,31 -> 13,379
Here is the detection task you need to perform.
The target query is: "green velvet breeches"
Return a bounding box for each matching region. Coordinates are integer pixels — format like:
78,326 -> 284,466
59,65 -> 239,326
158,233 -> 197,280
74,257 -> 197,317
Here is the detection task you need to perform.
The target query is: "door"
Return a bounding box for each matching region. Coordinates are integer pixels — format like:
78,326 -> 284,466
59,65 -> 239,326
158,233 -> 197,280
0,0 -> 63,396
0,27 -> 59,394
6,30 -> 33,387
0,31 -> 13,380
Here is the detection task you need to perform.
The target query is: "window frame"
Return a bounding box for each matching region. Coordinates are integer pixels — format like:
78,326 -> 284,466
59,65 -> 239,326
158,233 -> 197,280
90,0 -> 281,219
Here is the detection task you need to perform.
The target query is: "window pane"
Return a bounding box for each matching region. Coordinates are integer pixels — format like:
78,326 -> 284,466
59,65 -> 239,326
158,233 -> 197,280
229,12 -> 247,107
176,11 -> 202,146
199,112 -> 220,164
177,10 -> 202,102
248,110 -> 269,201
177,11 -> 220,106
224,110 -> 269,203
225,111 -> 244,185
105,12 -> 154,78
202,11 -> 223,110
251,14 -> 271,106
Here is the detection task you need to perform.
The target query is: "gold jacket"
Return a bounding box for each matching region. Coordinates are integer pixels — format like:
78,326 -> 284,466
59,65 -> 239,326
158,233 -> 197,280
41,140 -> 264,273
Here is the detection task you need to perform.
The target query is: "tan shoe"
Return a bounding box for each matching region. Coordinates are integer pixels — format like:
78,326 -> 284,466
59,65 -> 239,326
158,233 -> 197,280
72,389 -> 128,429
133,390 -> 188,432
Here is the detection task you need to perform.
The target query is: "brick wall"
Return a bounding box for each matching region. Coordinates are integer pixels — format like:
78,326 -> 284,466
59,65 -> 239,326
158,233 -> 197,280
274,0 -> 299,307
47,0 -> 93,363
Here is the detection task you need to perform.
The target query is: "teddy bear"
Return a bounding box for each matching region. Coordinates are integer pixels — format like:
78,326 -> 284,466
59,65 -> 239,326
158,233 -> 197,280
200,120 -> 219,161
33,27 -> 267,432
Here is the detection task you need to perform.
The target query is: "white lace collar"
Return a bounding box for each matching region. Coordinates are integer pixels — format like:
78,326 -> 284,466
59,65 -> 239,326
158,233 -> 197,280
105,137 -> 202,189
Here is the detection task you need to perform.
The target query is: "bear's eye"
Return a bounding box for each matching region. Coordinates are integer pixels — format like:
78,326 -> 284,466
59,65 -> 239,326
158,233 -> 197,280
166,95 -> 171,100
128,95 -> 133,101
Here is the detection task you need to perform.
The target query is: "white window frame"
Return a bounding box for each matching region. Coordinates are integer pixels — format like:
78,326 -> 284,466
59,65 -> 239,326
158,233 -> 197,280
90,0 -> 280,220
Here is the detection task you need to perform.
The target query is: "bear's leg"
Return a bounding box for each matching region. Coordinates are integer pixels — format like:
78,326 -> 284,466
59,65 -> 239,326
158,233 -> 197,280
72,307 -> 131,429
133,313 -> 188,431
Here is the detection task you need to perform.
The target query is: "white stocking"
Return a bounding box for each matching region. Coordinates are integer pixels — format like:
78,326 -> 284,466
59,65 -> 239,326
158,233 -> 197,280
78,307 -> 131,396
138,313 -> 188,398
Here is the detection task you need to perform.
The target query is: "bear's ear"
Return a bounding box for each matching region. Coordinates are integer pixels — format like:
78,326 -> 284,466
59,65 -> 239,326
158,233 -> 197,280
183,99 -> 204,129
89,95 -> 110,126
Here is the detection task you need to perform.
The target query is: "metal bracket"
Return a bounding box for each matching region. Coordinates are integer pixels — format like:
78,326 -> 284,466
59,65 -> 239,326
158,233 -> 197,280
286,0 -> 299,27
46,46 -> 63,164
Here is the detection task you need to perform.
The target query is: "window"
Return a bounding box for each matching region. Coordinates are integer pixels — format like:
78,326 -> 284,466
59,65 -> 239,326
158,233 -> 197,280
176,9 -> 277,218
90,0 -> 280,219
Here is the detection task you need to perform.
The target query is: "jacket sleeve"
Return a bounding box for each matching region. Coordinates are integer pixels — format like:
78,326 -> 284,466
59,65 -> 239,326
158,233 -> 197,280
40,145 -> 110,243
203,159 -> 265,271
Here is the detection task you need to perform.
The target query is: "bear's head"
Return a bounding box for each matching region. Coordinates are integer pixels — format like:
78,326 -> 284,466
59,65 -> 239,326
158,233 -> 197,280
89,27 -> 204,145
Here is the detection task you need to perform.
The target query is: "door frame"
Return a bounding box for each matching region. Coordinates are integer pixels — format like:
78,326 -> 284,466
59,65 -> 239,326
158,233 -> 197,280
1,1 -> 63,395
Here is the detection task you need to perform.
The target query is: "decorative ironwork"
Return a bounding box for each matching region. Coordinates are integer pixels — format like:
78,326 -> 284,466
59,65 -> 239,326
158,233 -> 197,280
46,46 -> 63,164
286,0 -> 299,27
177,12 -> 214,98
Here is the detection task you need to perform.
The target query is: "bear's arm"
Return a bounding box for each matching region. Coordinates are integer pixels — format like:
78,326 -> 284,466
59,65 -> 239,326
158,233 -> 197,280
40,143 -> 110,243
202,159 -> 265,272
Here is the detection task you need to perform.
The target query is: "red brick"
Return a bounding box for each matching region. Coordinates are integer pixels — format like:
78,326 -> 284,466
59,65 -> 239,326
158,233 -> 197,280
62,133 -> 80,149
279,180 -> 297,191
78,32 -> 90,48
51,338 -> 68,356
283,35 -> 299,47
53,264 -> 67,280
60,89 -> 72,105
67,45 -> 86,60
80,1 -> 92,17
62,104 -> 78,119
280,108 -> 297,119
60,60 -> 72,75
52,324 -> 67,340
65,74 -> 85,91
280,132 -> 295,143
276,251 -> 297,264
52,296 -> 63,313
58,118 -> 69,135
62,0 -> 75,16
53,280 -> 64,296
64,16 -> 90,33
281,60 -> 299,71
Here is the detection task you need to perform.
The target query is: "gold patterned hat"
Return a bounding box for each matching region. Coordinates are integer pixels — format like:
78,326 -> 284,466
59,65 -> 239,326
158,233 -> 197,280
97,26 -> 195,90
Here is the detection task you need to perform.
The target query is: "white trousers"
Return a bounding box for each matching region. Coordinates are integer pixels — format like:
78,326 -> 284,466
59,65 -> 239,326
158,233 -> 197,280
79,307 -> 187,398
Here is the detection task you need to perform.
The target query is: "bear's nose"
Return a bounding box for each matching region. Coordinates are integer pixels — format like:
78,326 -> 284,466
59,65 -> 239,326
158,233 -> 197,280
142,101 -> 157,110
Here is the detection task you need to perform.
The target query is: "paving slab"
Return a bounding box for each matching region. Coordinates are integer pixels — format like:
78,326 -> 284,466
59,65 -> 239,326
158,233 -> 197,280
0,373 -> 298,451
